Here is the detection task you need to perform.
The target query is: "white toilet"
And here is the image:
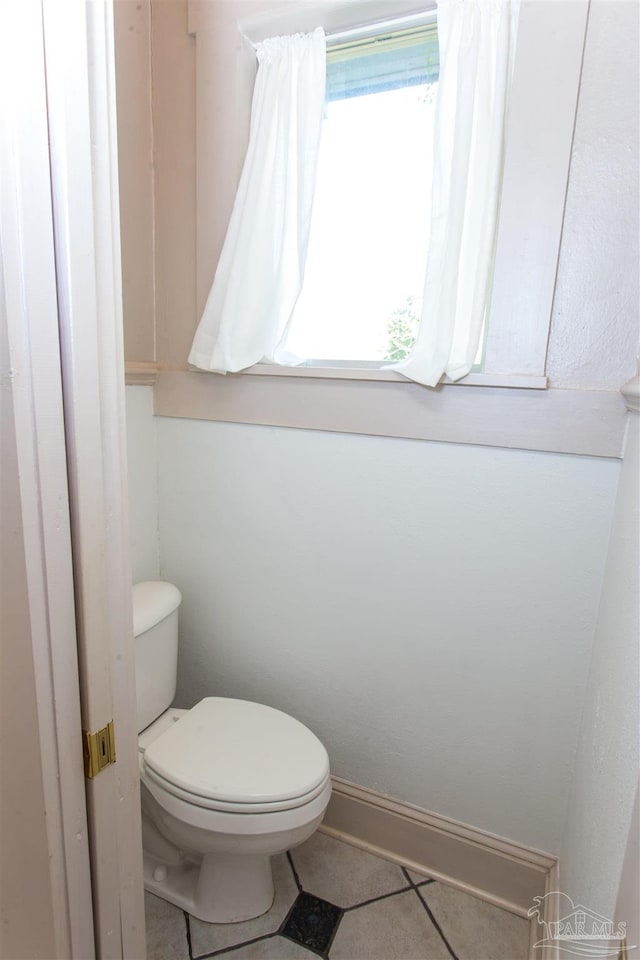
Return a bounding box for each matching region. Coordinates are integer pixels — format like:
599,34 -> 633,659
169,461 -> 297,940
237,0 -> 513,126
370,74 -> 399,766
133,581 -> 331,924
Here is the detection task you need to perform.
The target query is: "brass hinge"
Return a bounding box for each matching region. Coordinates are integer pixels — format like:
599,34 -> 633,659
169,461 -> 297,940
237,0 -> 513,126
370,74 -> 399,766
83,720 -> 116,779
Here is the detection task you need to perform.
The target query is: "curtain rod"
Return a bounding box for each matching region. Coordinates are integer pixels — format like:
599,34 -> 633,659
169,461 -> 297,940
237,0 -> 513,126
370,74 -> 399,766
238,6 -> 437,50
326,10 -> 437,47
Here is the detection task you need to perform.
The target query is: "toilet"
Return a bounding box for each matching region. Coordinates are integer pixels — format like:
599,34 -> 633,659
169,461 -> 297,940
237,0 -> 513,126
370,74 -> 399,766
133,581 -> 331,924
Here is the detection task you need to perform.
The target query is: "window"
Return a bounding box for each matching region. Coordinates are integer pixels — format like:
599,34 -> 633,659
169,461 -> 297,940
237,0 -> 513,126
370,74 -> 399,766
170,0 -> 616,456
184,0 -> 592,452
284,23 -> 440,366
189,1 -> 513,385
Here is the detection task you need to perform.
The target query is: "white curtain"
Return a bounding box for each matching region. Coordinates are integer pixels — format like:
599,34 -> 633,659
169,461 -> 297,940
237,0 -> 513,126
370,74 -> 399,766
188,29 -> 326,373
389,0 -> 520,387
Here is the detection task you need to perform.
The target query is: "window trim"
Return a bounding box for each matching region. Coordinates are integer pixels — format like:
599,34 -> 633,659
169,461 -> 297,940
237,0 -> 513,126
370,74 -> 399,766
480,0 -> 589,385
156,368 -> 627,459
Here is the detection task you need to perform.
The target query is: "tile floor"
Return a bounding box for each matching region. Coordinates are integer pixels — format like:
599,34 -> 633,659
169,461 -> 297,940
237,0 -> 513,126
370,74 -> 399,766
144,832 -> 531,960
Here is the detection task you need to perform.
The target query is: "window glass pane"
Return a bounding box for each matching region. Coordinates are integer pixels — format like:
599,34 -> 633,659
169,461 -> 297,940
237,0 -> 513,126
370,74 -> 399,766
327,26 -> 439,101
285,29 -> 439,364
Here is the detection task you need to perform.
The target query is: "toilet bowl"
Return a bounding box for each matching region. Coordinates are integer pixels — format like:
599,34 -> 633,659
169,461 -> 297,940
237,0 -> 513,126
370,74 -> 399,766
133,582 -> 331,923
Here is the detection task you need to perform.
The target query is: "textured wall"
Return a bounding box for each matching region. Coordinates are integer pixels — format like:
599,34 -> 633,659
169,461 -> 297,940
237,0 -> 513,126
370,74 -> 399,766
547,0 -> 640,389
560,405 -> 639,916
553,0 -> 640,915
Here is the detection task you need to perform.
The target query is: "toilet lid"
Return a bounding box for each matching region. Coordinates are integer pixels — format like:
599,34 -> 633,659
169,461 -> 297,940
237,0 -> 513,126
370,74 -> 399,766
142,698 -> 330,806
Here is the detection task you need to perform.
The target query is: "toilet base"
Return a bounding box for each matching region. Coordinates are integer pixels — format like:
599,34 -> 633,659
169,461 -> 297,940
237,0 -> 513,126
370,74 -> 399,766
143,849 -> 275,924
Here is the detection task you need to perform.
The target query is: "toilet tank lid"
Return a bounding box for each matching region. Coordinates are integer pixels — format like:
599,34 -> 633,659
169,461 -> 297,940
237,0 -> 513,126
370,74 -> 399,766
132,581 -> 182,637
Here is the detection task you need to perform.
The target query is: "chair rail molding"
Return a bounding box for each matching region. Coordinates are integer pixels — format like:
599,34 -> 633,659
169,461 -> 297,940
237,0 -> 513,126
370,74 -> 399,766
125,360 -> 160,386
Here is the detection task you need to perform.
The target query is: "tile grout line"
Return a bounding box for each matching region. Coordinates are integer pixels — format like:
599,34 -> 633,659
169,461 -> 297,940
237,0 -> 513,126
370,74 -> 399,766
342,884 -> 413,912
322,906 -> 346,959
185,910 -> 194,960
400,866 -> 435,888
191,930 -> 280,960
287,850 -> 304,893
280,928 -> 332,960
412,881 -> 460,960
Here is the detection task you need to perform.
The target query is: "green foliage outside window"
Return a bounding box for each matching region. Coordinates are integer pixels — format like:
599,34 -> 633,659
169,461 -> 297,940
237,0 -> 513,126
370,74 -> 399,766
383,296 -> 420,361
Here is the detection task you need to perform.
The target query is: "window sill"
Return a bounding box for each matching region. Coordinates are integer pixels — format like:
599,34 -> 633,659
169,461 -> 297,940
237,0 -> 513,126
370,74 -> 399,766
154,367 -> 626,458
236,362 -> 548,390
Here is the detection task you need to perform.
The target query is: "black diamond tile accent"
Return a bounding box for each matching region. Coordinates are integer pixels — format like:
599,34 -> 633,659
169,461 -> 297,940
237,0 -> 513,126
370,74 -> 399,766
281,892 -> 343,954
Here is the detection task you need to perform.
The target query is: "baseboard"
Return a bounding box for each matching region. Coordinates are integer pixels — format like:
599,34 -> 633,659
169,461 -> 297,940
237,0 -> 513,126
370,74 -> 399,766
320,776 -> 556,921
528,860 -> 561,960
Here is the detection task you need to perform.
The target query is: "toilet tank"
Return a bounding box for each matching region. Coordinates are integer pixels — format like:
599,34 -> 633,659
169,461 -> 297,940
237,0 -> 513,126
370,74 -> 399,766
133,581 -> 182,733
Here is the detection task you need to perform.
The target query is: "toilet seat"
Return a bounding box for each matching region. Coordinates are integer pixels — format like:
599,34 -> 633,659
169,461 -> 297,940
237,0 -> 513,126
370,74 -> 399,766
142,697 -> 330,810
143,764 -> 331,813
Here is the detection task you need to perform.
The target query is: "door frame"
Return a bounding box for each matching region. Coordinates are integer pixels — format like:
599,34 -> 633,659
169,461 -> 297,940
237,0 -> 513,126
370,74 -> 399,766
42,0 -> 146,955
1,2 -> 95,955
2,1 -> 146,956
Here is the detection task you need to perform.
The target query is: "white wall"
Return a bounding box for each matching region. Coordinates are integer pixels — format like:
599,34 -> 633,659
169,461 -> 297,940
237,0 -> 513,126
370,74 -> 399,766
125,385 -> 160,582
547,0 -> 639,390
615,780 -> 639,956
156,418 -> 619,853
559,406 -> 639,917
552,0 -> 640,915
